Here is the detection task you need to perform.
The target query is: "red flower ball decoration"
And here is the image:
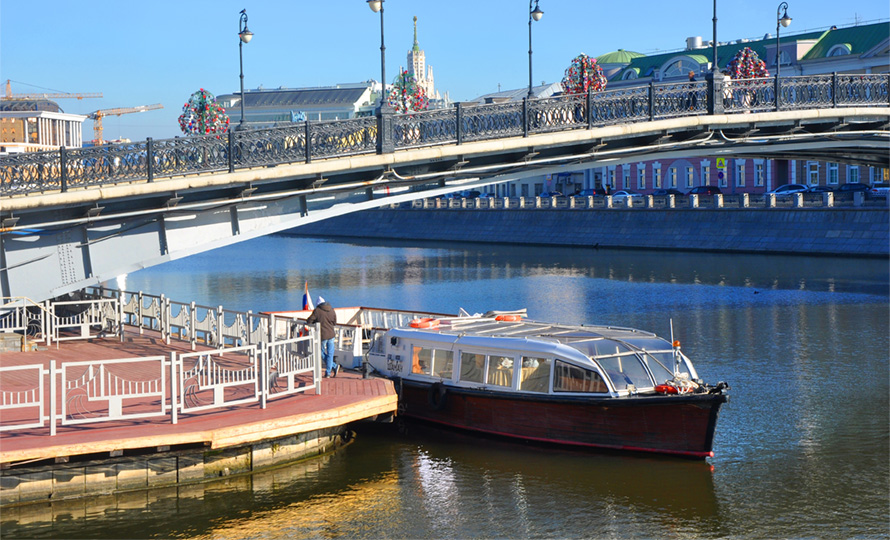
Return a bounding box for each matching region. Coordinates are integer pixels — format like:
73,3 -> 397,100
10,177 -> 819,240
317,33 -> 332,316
727,47 -> 770,80
178,89 -> 230,137
561,53 -> 608,95
387,70 -> 428,114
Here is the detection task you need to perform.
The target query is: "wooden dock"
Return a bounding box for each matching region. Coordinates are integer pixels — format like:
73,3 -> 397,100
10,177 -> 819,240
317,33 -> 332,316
0,330 -> 397,504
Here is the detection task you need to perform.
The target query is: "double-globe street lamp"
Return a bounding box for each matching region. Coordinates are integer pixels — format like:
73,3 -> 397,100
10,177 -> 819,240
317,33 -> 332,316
775,2 -> 792,110
238,9 -> 254,130
528,0 -> 544,99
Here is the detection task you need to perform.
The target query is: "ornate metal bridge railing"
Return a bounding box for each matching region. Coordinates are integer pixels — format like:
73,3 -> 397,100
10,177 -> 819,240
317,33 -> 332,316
1,73 -> 887,197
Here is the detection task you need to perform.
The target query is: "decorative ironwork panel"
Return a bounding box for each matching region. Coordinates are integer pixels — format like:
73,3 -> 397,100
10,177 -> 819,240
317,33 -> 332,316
528,94 -> 588,134
0,364 -> 47,431
462,101 -> 524,142
835,74 -> 889,106
151,134 -> 229,177
234,124 -> 308,168
265,335 -> 317,398
178,345 -> 258,414
64,142 -> 149,190
724,78 -> 775,113
0,149 -> 62,195
590,86 -> 651,126
653,81 -> 709,118
394,108 -> 458,149
780,75 -> 832,110
308,117 -> 377,159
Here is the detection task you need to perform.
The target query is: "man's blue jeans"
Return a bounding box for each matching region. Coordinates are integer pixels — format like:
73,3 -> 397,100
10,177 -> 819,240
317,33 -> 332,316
321,338 -> 335,376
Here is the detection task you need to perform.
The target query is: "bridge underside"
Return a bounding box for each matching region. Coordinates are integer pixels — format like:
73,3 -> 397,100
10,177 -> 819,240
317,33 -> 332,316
2,108 -> 888,302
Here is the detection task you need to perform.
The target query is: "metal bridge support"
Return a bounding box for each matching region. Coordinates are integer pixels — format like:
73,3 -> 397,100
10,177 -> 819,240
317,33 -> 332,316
376,106 -> 394,154
707,71 -> 724,115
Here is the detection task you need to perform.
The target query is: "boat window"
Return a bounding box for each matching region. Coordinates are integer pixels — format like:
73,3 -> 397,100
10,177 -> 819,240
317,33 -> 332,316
486,355 -> 514,387
640,351 -> 676,384
519,357 -> 551,393
553,360 -> 608,393
459,352 -> 485,383
432,349 -> 454,379
412,346 -> 432,376
596,355 -> 654,390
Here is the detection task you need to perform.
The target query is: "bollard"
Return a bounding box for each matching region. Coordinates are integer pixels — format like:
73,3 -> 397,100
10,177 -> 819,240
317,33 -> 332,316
645,195 -> 654,208
793,193 -> 804,208
604,195 -> 613,209
741,193 -> 750,208
766,194 -> 777,208
823,192 -> 834,208
714,194 -> 724,209
667,194 -> 676,209
690,194 -> 699,209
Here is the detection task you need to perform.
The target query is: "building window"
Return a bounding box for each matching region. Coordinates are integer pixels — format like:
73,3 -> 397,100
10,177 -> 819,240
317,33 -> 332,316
623,167 -> 630,190
662,58 -> 700,79
827,44 -> 851,57
701,165 -> 710,186
807,162 -> 819,185
669,168 -> 677,188
637,165 -> 646,190
735,162 -> 745,187
610,167 -> 619,189
755,162 -> 764,187
848,166 -> 860,184
686,167 -> 694,188
653,166 -> 662,189
828,162 -> 839,185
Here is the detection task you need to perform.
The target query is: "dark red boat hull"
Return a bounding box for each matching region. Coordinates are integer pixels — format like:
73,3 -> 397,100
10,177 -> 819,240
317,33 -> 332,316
398,380 -> 727,459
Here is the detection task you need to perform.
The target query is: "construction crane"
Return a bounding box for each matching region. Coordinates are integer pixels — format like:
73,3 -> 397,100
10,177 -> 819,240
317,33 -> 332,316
88,104 -> 164,145
3,79 -> 102,100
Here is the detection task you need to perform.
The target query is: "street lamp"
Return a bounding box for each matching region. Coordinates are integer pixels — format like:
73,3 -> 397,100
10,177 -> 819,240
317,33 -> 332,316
367,0 -> 387,108
528,0 -> 543,99
775,2 -> 791,110
238,9 -> 254,130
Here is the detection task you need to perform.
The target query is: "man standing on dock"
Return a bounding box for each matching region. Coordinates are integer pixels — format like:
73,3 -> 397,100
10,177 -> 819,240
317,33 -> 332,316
307,296 -> 338,377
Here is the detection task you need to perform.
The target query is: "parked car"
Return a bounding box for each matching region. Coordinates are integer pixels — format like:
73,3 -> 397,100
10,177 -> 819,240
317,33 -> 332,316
807,185 -> 834,193
869,183 -> 889,197
837,183 -> 869,193
538,191 -> 563,198
611,189 -> 644,201
652,188 -> 685,197
574,188 -> 608,197
766,184 -> 809,197
459,190 -> 482,199
478,192 -> 498,198
687,185 -> 723,196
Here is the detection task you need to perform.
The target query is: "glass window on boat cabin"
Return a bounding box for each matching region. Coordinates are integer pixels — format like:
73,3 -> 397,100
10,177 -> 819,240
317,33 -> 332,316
519,357 -> 552,393
486,354 -> 514,387
412,346 -> 454,378
596,354 -> 653,391
553,360 -> 608,393
460,352 -> 486,383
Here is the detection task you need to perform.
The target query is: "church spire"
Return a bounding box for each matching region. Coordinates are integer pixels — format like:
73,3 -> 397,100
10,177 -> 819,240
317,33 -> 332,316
413,16 -> 420,52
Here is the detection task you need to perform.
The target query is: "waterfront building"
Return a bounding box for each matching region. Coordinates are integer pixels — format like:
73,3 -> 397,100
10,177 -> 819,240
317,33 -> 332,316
0,100 -> 86,154
218,82 -> 381,129
481,20 -> 889,197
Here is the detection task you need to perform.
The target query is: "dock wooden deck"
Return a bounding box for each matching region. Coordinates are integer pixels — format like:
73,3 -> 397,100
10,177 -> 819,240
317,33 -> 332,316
0,332 -> 397,466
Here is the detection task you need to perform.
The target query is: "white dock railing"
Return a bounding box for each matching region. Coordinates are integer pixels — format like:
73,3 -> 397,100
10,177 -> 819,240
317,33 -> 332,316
0,290 -> 321,436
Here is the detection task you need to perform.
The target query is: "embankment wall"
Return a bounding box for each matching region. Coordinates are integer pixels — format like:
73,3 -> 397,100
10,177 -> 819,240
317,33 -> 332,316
297,208 -> 889,257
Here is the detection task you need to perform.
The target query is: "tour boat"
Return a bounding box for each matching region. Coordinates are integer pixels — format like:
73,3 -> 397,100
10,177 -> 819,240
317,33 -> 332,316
271,307 -> 729,459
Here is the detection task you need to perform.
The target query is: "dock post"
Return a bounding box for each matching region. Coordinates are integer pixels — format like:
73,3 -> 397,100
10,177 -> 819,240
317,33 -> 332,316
170,352 -> 178,424
49,360 -> 57,436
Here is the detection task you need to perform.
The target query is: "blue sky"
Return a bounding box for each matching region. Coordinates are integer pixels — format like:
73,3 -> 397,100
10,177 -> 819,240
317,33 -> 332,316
2,0 -> 886,142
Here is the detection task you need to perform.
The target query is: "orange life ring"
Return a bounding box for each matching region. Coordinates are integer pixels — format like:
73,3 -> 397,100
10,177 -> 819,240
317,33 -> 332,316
410,317 -> 440,329
655,384 -> 679,395
495,314 -> 522,322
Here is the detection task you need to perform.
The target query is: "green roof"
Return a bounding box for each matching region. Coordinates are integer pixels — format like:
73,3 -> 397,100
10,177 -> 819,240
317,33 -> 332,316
596,49 -> 645,64
802,22 -> 890,59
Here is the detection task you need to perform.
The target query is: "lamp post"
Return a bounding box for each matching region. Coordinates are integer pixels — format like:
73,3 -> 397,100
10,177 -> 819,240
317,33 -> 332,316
238,9 -> 254,130
528,0 -> 543,99
711,0 -> 718,74
367,0 -> 387,108
775,2 -> 791,110
367,0 -> 393,153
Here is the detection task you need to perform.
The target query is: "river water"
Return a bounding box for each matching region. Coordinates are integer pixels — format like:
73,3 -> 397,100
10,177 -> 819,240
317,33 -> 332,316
7,235 -> 889,539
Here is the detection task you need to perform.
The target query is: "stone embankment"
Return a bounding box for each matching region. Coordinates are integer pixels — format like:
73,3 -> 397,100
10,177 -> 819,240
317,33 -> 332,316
298,195 -> 889,257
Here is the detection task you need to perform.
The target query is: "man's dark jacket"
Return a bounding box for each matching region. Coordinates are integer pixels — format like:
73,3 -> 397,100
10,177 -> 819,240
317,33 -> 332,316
306,302 -> 336,340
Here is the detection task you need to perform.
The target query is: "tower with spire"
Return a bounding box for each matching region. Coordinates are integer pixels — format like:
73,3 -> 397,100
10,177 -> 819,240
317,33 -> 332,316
406,16 -> 441,102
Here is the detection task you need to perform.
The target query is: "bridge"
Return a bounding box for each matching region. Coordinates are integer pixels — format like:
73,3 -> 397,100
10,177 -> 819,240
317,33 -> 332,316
1,74 -> 888,302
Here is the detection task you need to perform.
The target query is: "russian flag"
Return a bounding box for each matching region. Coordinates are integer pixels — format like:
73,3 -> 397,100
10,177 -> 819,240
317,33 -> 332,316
302,281 -> 314,311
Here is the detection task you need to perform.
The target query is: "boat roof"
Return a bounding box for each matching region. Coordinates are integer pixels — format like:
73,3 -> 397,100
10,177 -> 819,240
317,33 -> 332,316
390,316 -> 676,366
